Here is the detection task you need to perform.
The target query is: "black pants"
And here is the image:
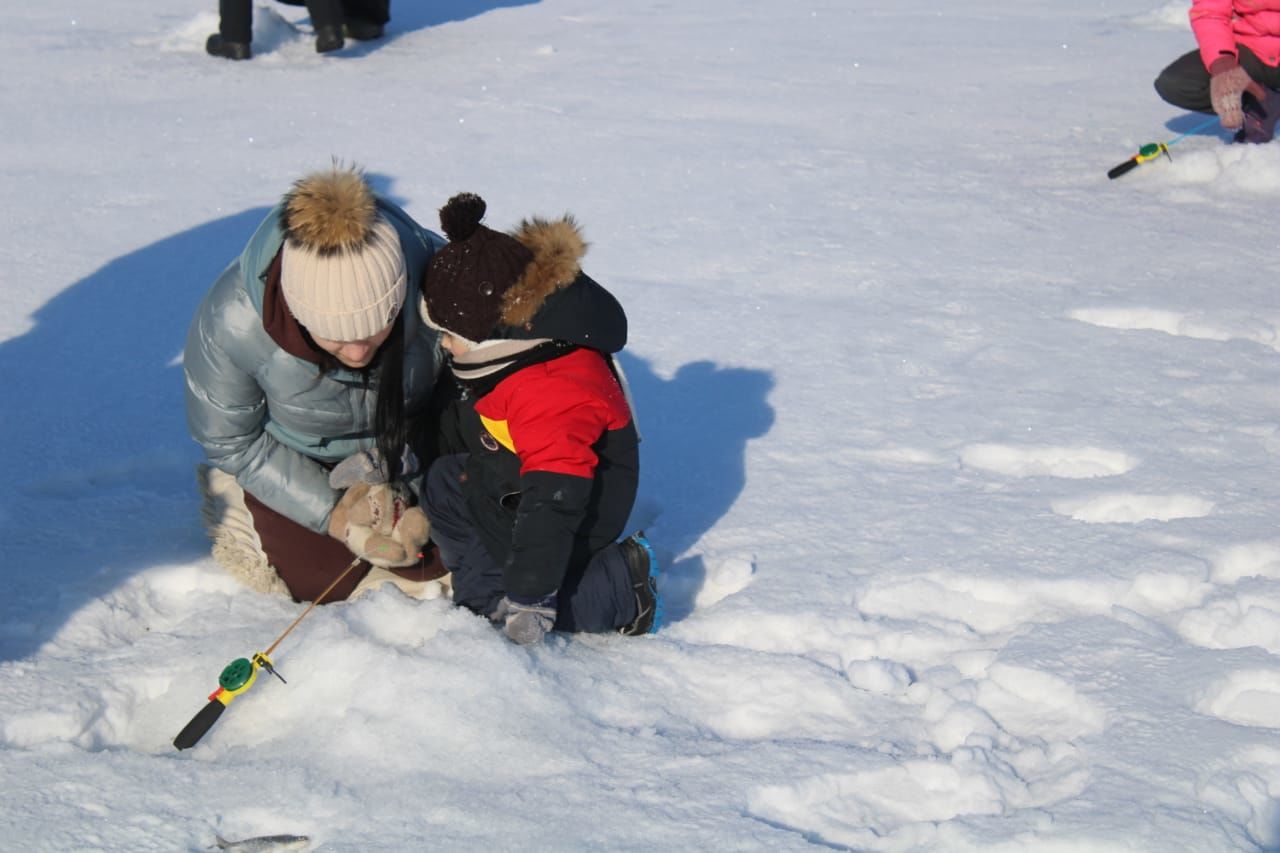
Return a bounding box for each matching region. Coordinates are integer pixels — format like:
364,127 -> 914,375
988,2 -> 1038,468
1155,45 -> 1280,113
424,454 -> 638,633
219,0 -> 390,43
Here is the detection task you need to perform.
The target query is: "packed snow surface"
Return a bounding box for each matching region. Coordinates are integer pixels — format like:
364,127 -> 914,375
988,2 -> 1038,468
2,0 -> 1280,849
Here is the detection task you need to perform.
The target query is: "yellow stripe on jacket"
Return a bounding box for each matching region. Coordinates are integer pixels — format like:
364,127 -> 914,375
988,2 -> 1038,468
480,414 -> 516,454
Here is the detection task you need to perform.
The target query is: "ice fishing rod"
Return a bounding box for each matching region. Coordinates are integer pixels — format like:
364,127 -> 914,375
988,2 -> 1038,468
1107,115 -> 1220,179
173,556 -> 363,751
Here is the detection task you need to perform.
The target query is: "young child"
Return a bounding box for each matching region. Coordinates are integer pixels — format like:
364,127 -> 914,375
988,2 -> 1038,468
418,193 -> 661,645
1154,0 -> 1280,142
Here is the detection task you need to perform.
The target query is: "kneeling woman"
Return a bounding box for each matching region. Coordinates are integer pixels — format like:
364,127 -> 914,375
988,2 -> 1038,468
185,166 -> 446,602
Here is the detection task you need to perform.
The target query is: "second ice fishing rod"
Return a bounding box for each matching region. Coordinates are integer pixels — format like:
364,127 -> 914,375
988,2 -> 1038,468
173,556 -> 363,751
1107,115 -> 1219,179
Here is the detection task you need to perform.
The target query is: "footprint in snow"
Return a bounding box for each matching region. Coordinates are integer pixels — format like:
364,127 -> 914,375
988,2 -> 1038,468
1177,588 -> 1280,654
971,663 -> 1108,742
693,556 -> 755,609
958,441 -> 1214,527
1195,669 -> 1280,729
1174,542 -> 1280,653
745,744 -> 1088,848
1069,307 -> 1280,353
1127,2 -> 1197,32
1051,492 -> 1213,524
960,443 -> 1137,479
1211,542 -> 1280,584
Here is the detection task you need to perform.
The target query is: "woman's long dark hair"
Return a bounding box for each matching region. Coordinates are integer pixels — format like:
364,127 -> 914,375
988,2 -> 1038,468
371,318 -> 409,481
306,316 -> 410,481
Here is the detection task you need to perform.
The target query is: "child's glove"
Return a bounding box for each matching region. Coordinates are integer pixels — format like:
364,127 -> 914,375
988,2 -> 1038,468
329,446 -> 420,489
490,593 -> 558,645
328,482 -> 430,568
1209,56 -> 1265,130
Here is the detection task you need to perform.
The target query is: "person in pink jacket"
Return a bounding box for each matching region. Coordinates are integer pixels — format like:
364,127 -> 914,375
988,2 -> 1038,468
1154,0 -> 1280,142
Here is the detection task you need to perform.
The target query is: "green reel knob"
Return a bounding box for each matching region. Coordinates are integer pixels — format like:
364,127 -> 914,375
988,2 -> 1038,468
219,658 -> 255,692
1138,143 -> 1161,157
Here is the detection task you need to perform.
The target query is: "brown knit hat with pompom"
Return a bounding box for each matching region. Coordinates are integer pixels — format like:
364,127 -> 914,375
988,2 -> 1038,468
420,193 -> 534,345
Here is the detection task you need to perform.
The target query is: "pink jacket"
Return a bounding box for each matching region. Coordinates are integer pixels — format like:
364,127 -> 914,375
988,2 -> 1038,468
1192,0 -> 1280,68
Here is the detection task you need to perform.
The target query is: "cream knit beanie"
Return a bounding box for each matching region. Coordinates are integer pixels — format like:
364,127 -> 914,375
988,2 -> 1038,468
279,167 -> 408,342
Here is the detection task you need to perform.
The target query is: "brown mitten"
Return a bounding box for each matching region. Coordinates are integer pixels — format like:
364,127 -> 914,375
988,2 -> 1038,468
328,483 -> 431,568
1209,56 -> 1266,130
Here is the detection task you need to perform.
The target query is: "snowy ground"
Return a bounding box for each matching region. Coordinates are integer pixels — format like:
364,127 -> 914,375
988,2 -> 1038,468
2,0 -> 1280,849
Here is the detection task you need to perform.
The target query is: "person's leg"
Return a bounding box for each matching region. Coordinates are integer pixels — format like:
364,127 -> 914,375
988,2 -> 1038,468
208,0 -> 253,58
423,454 -> 506,618
1234,46 -> 1280,142
219,0 -> 253,42
304,0 -> 345,51
199,465 -> 290,596
202,463 -> 448,601
1154,49 -> 1214,113
424,454 -> 644,633
554,541 -> 639,634
1156,45 -> 1280,113
241,489 -> 371,602
1236,45 -> 1280,91
342,0 -> 390,26
304,0 -> 344,29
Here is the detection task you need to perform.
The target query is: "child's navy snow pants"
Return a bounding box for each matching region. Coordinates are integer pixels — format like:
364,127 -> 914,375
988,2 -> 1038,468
424,454 -> 638,633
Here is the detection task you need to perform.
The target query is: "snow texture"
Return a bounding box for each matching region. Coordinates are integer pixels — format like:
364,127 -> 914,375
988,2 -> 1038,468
2,0 -> 1280,849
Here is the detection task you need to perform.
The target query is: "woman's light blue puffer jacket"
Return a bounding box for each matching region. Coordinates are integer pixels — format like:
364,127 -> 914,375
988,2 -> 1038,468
184,196 -> 445,532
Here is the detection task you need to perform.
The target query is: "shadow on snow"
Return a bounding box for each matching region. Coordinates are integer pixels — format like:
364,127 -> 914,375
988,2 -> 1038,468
619,355 -> 775,624
280,0 -> 539,58
0,203 -> 268,661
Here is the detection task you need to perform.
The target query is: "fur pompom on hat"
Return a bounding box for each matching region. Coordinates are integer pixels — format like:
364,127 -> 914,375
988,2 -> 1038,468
280,166 -> 407,342
420,192 -> 534,346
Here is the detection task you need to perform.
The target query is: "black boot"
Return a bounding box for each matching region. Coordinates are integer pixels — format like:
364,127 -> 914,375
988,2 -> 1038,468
1238,89 -> 1280,144
315,25 -> 344,53
343,19 -> 384,40
618,533 -> 663,636
206,33 -> 251,60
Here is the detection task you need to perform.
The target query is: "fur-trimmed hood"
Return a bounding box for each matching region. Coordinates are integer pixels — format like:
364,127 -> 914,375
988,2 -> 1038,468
500,216 -> 588,327
497,216 -> 627,353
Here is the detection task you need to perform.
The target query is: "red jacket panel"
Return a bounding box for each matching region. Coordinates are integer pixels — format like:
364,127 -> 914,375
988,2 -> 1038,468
474,347 -> 632,480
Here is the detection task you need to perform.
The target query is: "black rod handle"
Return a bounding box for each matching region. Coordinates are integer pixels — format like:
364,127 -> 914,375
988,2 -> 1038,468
173,699 -> 225,750
1107,157 -> 1140,180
